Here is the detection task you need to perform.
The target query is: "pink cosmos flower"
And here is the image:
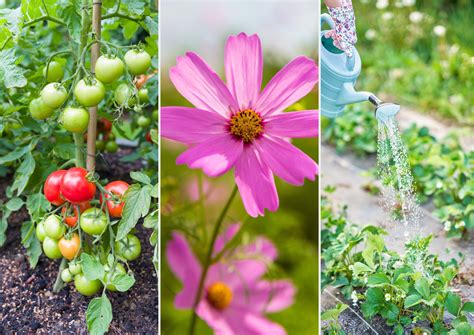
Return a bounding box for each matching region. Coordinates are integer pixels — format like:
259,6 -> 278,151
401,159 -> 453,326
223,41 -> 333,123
162,32 -> 319,217
166,224 -> 295,335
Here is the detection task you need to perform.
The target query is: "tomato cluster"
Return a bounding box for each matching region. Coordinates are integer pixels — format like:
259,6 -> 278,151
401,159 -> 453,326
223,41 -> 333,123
39,168 -> 141,296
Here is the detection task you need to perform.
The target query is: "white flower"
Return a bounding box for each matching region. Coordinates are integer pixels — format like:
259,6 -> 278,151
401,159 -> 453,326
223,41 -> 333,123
385,293 -> 391,301
376,0 -> 389,9
444,221 -> 452,231
436,181 -> 443,188
455,221 -> 466,229
351,291 -> 359,303
365,29 -> 377,41
349,265 -> 354,271
402,0 -> 416,6
409,11 -> 424,24
433,25 -> 446,37
382,12 -> 394,21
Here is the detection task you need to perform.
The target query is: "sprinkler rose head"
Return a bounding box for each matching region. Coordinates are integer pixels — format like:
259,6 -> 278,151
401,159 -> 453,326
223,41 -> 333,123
375,103 -> 400,124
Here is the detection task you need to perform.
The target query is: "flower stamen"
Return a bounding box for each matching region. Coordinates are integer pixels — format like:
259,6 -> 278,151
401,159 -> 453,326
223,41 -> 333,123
206,282 -> 233,310
229,109 -> 263,143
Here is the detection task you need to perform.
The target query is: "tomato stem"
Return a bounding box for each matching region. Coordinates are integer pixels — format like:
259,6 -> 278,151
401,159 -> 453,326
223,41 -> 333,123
52,258 -> 67,293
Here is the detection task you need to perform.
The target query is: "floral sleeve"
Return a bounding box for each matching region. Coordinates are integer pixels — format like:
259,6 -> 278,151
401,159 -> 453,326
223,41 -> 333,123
326,0 -> 357,57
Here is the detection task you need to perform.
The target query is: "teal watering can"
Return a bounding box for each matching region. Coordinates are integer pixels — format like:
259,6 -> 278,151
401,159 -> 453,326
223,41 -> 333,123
320,13 -> 400,124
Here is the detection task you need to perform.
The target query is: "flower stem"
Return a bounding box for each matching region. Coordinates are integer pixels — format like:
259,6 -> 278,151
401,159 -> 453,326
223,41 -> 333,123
188,185 -> 238,335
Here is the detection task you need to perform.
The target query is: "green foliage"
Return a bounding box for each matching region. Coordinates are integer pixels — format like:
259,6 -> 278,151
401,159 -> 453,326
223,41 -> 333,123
321,303 -> 348,335
321,191 -> 473,333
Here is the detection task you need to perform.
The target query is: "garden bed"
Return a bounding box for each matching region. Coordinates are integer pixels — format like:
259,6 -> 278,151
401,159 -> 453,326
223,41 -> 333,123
0,149 -> 158,334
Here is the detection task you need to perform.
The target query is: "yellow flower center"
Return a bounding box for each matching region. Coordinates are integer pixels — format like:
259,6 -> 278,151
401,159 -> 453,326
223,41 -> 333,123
206,282 -> 233,310
229,109 -> 263,143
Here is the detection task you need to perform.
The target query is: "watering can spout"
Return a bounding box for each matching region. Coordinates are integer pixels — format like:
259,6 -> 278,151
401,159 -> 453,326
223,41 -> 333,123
337,82 -> 372,106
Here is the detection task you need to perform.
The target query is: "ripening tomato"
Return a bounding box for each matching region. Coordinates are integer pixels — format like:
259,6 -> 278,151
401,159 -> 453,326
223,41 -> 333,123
124,50 -> 151,75
41,83 -> 67,108
98,118 -> 112,132
115,234 -> 141,261
95,55 -> 124,83
43,236 -> 62,259
103,263 -> 127,291
44,170 -> 67,206
101,181 -> 129,218
114,83 -> 135,107
80,207 -> 108,235
58,233 -> 81,260
145,131 -> 152,143
36,221 -> 46,242
74,78 -> 106,107
43,61 -> 64,83
29,98 -> 54,120
60,167 -> 96,204
74,273 -> 102,296
43,214 -> 66,239
61,202 -> 91,228
61,107 -> 90,133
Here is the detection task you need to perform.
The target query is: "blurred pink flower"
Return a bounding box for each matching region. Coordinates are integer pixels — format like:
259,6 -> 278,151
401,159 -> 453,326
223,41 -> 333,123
185,176 -> 227,204
166,224 -> 295,335
162,32 -> 319,217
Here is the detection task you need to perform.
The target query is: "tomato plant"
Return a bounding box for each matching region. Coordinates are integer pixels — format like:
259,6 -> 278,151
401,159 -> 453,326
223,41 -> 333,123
0,0 -> 158,333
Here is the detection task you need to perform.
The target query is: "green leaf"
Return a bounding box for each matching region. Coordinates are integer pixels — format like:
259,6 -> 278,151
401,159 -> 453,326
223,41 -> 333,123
0,144 -> 30,164
81,253 -> 105,281
453,322 -> 473,335
445,292 -> 461,316
143,211 -> 158,229
122,0 -> 146,16
461,302 -> 474,313
116,184 -> 151,241
130,171 -> 150,185
321,303 -> 348,321
367,273 -> 391,286
57,0 -> 81,41
404,294 -> 423,308
0,8 -> 22,36
110,273 -> 135,292
122,20 -> 139,39
366,287 -> 384,304
20,221 -> 41,268
86,295 -> 113,335
26,193 -> 51,221
6,197 -> 24,211
352,262 -> 373,276
144,15 -> 157,36
12,153 -> 36,195
414,278 -> 430,299
0,49 -> 27,88
0,211 -> 11,246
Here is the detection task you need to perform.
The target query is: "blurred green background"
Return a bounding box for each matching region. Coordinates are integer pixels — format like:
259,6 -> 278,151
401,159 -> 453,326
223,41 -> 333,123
160,1 -> 319,330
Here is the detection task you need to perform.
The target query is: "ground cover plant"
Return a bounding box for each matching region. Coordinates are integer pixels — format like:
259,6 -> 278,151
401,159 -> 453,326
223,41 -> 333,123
0,0 -> 158,333
321,189 -> 474,335
322,106 -> 473,237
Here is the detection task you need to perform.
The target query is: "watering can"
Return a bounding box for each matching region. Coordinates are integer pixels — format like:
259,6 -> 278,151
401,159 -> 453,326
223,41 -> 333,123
320,13 -> 400,124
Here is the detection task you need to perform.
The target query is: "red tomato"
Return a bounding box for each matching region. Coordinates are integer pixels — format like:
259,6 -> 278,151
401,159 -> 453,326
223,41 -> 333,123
61,202 -> 91,227
145,131 -> 152,143
98,118 -> 112,133
100,181 -> 130,218
60,167 -> 96,204
44,170 -> 67,206
58,233 -> 81,260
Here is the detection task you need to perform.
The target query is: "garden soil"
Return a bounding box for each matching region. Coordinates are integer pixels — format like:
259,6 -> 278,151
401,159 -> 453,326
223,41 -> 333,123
0,148 -> 158,334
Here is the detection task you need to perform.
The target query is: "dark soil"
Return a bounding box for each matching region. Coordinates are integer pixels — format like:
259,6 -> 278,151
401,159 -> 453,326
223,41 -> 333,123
0,149 -> 158,334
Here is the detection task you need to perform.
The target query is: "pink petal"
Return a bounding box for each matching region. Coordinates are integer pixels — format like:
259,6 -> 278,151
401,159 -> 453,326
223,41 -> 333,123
242,237 -> 277,261
166,232 -> 201,309
197,302 -> 234,334
218,307 -> 287,335
265,110 -> 319,138
170,52 -> 238,118
176,134 -> 243,177
206,259 -> 268,291
225,33 -> 263,110
213,223 -> 241,256
255,135 -> 318,186
161,106 -> 228,144
255,56 -> 318,116
233,280 -> 296,313
234,146 -> 279,217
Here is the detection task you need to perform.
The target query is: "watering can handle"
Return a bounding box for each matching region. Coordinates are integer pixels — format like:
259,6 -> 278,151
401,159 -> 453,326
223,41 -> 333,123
321,13 -> 356,71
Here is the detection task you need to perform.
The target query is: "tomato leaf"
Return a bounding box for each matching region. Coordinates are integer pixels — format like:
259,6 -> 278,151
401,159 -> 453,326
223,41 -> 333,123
86,294 -> 113,335
0,49 -> 27,88
110,273 -> 135,292
5,197 -> 24,211
11,153 -> 36,195
130,171 -> 150,185
20,220 -> 41,268
116,184 -> 151,241
81,253 -> 105,281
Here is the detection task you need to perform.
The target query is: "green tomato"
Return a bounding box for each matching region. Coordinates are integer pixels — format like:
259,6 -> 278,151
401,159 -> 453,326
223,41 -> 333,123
137,115 -> 151,128
36,221 -> 46,242
68,261 -> 82,275
138,88 -> 149,103
43,236 -> 62,259
96,140 -> 105,151
114,83 -> 135,107
115,234 -> 141,261
44,214 -> 66,239
152,109 -> 158,122
108,132 -> 116,141
61,268 -> 73,283
124,50 -> 151,75
61,107 -> 89,133
74,273 -> 102,296
74,78 -> 105,107
29,98 -> 54,120
43,61 -> 64,83
105,141 -> 118,153
103,263 -> 127,292
95,55 -> 125,83
41,83 -> 67,108
80,207 -> 108,236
